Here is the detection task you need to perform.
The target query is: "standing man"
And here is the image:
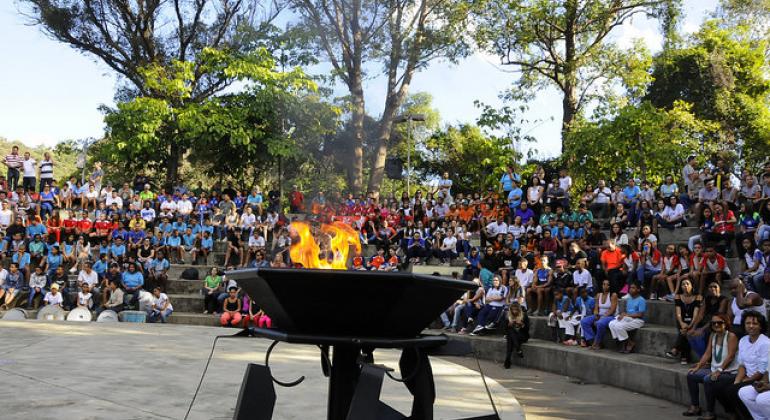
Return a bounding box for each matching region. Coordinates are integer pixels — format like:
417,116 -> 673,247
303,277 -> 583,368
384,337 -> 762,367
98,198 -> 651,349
2,146 -> 23,191
38,151 -> 54,192
21,152 -> 37,192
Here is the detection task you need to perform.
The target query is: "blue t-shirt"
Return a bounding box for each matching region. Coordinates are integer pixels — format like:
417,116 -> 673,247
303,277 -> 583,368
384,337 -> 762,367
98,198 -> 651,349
623,185 -> 641,200
13,252 -> 31,270
110,244 -> 126,257
93,260 -> 108,275
27,224 -> 47,237
507,187 -> 523,209
166,235 -> 182,247
247,194 -> 263,204
151,258 -> 170,272
576,296 -> 595,314
555,295 -> 572,312
46,254 -> 63,270
182,234 -> 195,247
122,271 -> 144,288
201,237 -> 214,250
626,296 -> 647,318
500,173 -> 521,191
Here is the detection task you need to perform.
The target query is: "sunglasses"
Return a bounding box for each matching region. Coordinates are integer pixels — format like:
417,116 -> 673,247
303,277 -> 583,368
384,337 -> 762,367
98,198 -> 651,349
710,321 -> 725,326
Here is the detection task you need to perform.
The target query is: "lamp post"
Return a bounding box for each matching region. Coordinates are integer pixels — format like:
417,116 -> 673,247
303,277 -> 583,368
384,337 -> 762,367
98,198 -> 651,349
394,114 -> 426,195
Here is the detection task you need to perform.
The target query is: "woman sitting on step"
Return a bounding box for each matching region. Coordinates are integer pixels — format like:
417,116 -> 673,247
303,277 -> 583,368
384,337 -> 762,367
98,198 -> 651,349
503,303 -> 530,369
665,279 -> 702,365
683,313 -> 738,418
580,279 -> 618,350
687,282 -> 729,358
608,282 -> 646,353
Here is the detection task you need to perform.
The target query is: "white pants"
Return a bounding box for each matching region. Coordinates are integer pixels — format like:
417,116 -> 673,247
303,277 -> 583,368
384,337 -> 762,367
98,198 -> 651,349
550,313 -> 581,337
608,317 -> 644,341
739,385 -> 770,420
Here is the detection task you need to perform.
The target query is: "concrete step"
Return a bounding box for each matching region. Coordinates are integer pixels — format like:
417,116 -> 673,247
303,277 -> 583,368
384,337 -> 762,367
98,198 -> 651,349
166,279 -> 203,294
167,264 -> 218,280
166,311 -> 219,327
166,293 -> 204,313
411,264 -> 462,277
527,316 -> 685,359
449,334 -> 695,408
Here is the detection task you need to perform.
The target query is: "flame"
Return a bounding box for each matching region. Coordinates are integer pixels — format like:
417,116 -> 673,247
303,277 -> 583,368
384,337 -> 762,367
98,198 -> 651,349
289,221 -> 362,269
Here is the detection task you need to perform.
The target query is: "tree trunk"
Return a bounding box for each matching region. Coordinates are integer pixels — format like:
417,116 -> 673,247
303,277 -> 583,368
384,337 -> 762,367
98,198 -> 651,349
166,140 -> 181,189
349,78 -> 366,195
561,0 -> 578,155
366,103 -> 398,196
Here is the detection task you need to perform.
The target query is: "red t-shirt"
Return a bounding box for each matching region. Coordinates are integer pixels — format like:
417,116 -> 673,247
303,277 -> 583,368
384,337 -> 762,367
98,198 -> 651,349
78,219 -> 93,232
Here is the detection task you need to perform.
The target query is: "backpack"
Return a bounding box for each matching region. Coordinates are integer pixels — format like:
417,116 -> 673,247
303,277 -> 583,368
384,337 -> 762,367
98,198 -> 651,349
181,268 -> 199,280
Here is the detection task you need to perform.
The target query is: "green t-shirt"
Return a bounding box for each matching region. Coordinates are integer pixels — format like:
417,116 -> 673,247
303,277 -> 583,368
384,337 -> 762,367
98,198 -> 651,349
205,275 -> 221,289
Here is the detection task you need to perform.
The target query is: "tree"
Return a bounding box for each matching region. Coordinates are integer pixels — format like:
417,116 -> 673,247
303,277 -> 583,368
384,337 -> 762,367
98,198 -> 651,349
417,124 -> 515,193
566,101 -> 717,189
20,0 -> 282,184
99,47 -> 335,186
646,21 -> 770,169
473,0 -> 677,153
287,0 -> 471,194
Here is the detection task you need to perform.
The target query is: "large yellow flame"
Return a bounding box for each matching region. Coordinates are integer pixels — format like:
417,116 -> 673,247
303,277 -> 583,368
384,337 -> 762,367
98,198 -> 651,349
289,221 -> 361,269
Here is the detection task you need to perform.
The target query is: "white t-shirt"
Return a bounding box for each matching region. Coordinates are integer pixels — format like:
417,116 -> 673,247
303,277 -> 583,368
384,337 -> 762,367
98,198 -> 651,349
44,292 -> 63,306
22,158 -> 36,177
442,236 -> 457,250
78,270 -> 99,287
78,291 -> 93,308
559,176 -> 572,192
160,200 -> 177,212
486,222 -> 508,236
0,268 -> 8,287
0,209 -> 12,227
573,269 -> 592,288
105,195 -> 123,208
177,200 -> 193,215
515,269 -> 534,288
153,292 -> 173,311
240,213 -> 256,228
593,187 -> 611,204
249,235 -> 266,247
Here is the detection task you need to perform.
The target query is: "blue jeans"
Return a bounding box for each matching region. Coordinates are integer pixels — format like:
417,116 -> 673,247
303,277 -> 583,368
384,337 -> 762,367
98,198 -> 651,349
687,368 -> 735,412
27,287 -> 46,307
475,305 -> 504,329
637,266 -> 661,295
147,308 -> 173,323
452,302 -> 480,329
580,315 -> 614,343
7,168 -> 19,191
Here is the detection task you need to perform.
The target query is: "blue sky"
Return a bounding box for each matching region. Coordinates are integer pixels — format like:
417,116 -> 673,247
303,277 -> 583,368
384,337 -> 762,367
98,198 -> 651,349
0,0 -> 718,156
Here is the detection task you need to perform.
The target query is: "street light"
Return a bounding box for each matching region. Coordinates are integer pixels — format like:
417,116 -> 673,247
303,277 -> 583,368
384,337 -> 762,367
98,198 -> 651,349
394,114 -> 426,194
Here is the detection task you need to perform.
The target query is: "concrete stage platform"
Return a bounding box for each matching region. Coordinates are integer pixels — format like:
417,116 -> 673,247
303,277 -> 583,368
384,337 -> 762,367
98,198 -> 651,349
0,321 -> 523,420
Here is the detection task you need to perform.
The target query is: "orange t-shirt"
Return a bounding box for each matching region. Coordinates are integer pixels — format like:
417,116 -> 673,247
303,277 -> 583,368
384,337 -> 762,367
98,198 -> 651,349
600,248 -> 625,270
370,255 -> 385,269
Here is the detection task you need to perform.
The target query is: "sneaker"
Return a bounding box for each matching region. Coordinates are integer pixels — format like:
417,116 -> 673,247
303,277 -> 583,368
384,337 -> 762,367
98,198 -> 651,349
485,323 -> 495,329
458,328 -> 468,335
664,294 -> 675,302
650,292 -> 657,300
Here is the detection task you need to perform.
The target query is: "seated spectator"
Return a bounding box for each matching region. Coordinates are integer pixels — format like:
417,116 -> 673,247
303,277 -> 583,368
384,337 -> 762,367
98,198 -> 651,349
650,244 -> 679,301
580,279 -> 618,350
714,311 -> 769,420
694,181 -> 720,224
220,287 -> 242,327
503,302 -> 530,368
704,203 -> 736,257
572,259 -> 592,296
0,263 -> 23,310
636,240 -> 662,299
688,282 -> 729,357
736,202 -> 760,257
406,231 -> 428,265
452,278 -> 485,333
42,283 -> 63,308
527,255 -> 553,316
727,279 -> 765,338
96,280 -> 125,315
572,288 -> 595,346
698,247 -> 731,289
657,195 -> 686,230
684,313 -> 738,418
26,265 -> 47,309
741,238 -> 768,297
121,262 -> 144,308
203,267 -> 223,314
470,276 -> 507,335
659,175 -> 679,200
147,251 -> 170,292
608,282 -> 645,353
609,203 -> 629,229
76,283 -> 93,311
147,286 -> 173,323
664,279 -> 701,364
590,180 -> 612,218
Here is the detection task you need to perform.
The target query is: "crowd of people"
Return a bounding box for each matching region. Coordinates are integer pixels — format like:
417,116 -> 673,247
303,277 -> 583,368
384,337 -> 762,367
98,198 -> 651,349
2,145 -> 770,416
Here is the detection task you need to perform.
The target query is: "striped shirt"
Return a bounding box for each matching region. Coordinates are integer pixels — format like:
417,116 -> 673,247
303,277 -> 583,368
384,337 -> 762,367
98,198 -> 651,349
4,153 -> 22,169
40,160 -> 53,178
